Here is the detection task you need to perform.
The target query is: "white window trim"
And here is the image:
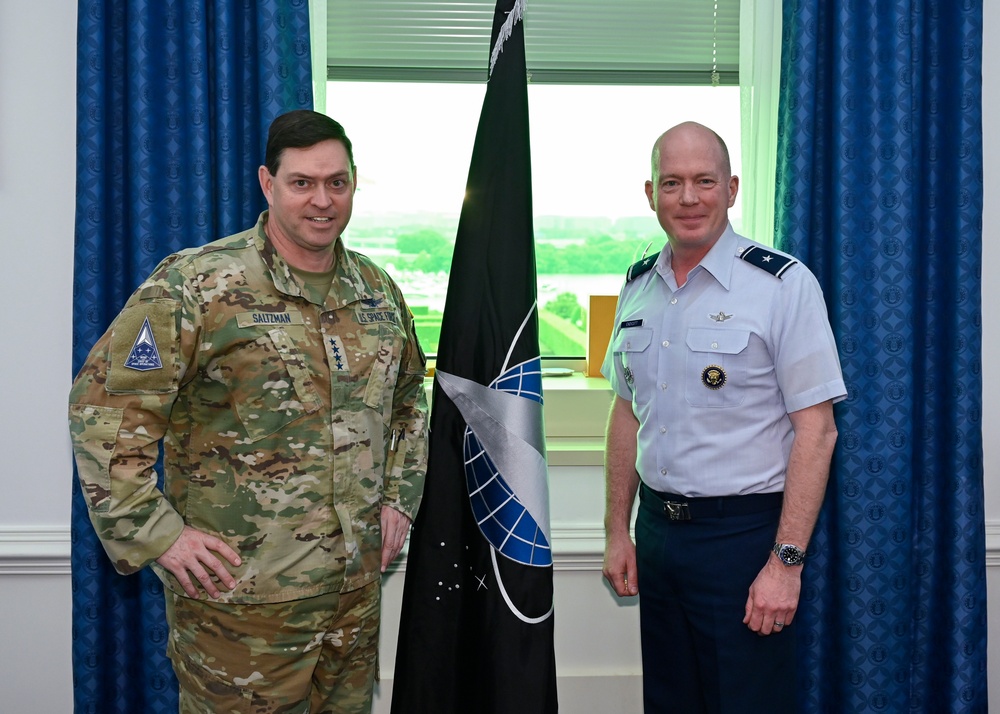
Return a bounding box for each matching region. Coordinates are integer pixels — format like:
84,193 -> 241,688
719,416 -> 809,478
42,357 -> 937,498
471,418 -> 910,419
311,0 -> 783,459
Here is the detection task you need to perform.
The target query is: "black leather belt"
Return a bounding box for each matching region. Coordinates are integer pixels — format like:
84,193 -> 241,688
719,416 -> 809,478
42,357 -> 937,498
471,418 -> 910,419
641,483 -> 783,521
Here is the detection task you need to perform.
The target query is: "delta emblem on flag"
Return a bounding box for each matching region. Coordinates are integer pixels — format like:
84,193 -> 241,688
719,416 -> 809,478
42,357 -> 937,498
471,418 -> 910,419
390,1 -> 558,712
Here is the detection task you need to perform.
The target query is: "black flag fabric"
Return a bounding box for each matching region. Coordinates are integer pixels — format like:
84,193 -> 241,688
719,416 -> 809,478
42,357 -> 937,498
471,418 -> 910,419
390,1 -> 558,712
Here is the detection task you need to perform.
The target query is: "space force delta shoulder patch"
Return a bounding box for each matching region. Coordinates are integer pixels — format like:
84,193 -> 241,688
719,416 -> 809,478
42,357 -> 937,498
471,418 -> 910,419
124,317 -> 162,371
738,245 -> 797,278
107,300 -> 177,393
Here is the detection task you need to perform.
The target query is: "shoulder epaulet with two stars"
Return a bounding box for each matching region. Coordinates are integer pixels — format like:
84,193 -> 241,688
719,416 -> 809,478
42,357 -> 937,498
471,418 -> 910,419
626,252 -> 660,282
739,245 -> 797,278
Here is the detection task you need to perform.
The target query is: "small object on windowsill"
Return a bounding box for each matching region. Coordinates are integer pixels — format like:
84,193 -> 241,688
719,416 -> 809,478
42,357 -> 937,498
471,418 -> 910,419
541,367 -> 575,378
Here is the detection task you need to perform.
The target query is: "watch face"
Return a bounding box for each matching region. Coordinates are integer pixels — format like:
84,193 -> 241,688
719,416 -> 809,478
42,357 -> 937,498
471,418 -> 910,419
778,544 -> 804,565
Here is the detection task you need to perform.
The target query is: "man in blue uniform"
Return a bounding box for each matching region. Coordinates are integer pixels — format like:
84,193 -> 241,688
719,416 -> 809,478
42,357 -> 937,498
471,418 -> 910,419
601,121 -> 845,713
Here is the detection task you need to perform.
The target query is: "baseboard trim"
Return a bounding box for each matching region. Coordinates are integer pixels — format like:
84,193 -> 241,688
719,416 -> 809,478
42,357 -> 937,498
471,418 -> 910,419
987,520 -> 1000,568
0,526 -> 72,575
3,522 -> 999,575
0,524 -> 607,576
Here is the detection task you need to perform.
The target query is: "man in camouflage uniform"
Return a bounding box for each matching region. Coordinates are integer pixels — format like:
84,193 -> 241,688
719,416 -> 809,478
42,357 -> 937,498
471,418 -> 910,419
69,110 -> 428,713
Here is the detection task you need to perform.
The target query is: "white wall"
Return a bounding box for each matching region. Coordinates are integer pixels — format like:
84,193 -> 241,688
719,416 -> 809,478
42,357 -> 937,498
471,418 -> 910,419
0,2 -> 995,712
0,0 -> 76,708
982,0 -> 1000,536
981,0 -> 1000,704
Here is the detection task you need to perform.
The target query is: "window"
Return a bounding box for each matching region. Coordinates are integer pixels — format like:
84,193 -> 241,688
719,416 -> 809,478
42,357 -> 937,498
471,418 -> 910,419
319,0 -> 744,356
327,81 -> 741,356
324,0 -> 739,85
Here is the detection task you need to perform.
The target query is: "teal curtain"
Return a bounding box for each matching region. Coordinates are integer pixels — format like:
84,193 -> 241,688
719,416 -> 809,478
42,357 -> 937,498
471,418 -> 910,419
71,1 -> 312,710
776,1 -> 986,711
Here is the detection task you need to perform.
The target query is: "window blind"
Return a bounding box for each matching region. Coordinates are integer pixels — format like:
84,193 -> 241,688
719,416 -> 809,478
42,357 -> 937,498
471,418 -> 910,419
327,0 -> 739,85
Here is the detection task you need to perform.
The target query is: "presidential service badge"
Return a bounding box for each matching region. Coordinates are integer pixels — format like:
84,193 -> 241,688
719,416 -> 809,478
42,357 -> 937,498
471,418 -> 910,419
701,364 -> 726,390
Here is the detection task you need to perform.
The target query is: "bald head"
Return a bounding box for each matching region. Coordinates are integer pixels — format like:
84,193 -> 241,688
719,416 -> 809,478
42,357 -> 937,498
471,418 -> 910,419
643,121 -> 739,260
650,122 -> 732,183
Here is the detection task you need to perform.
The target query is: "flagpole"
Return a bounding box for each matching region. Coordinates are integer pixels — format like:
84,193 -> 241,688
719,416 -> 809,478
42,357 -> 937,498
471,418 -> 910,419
390,1 -> 558,711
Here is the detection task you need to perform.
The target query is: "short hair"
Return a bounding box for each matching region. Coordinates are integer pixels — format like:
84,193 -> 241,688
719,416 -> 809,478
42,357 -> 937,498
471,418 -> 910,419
650,123 -> 731,181
264,110 -> 355,175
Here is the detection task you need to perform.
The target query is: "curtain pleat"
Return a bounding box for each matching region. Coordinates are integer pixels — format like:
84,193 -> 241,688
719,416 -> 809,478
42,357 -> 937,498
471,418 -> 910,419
71,1 -> 312,710
776,2 -> 986,711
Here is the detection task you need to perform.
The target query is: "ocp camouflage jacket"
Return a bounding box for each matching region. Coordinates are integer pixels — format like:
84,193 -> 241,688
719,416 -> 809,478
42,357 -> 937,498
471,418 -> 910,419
69,212 -> 428,603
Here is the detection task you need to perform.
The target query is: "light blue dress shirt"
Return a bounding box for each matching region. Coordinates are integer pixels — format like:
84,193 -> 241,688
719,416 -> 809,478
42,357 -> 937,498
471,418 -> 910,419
601,225 -> 846,497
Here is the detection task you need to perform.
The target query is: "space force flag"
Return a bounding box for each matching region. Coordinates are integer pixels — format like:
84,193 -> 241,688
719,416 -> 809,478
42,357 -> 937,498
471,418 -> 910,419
389,1 -> 558,712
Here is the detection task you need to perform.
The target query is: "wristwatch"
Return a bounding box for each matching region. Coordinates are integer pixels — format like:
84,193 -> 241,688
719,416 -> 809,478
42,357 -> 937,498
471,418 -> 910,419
772,542 -> 806,566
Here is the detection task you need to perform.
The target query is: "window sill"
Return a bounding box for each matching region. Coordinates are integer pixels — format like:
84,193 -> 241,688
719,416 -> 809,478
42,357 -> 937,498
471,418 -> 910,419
547,437 -> 606,466
542,371 -> 613,466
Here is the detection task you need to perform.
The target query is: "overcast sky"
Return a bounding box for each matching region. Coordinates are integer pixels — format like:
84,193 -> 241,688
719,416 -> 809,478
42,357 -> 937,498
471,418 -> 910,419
328,82 -> 742,222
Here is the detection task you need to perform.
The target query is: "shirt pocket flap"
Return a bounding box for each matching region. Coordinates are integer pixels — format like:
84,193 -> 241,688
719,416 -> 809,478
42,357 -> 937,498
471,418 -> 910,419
686,328 -> 750,355
613,328 -> 653,353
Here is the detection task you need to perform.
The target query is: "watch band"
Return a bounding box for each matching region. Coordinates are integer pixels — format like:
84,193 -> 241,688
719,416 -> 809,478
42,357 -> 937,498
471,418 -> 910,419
772,542 -> 805,566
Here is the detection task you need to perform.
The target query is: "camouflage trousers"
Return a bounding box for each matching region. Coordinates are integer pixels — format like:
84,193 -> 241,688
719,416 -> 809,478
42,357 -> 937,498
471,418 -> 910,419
164,581 -> 381,714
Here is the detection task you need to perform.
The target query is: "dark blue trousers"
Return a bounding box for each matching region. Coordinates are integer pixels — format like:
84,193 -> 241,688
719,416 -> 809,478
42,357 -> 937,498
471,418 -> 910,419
635,484 -> 796,714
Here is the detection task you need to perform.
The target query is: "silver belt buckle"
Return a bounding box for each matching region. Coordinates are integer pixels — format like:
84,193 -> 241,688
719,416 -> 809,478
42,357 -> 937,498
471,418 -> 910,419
664,501 -> 691,521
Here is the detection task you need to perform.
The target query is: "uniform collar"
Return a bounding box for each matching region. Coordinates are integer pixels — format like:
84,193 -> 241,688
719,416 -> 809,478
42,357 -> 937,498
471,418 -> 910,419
699,224 -> 739,290
657,223 -> 739,290
253,211 -> 377,308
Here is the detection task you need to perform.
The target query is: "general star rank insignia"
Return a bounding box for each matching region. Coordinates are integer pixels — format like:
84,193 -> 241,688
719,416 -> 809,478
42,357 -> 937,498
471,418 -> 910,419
123,316 -> 163,371
327,335 -> 349,373
701,364 -> 726,390
739,245 -> 797,278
